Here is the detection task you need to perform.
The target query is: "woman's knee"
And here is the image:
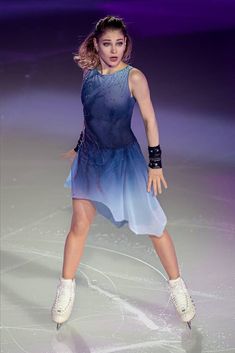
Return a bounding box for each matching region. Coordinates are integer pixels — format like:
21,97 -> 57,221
70,198 -> 96,235
70,218 -> 90,235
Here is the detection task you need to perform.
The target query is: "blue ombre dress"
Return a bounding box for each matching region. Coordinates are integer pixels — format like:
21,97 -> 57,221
64,64 -> 167,237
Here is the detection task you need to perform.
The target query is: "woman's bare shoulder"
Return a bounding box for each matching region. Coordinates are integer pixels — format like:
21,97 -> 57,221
129,66 -> 148,84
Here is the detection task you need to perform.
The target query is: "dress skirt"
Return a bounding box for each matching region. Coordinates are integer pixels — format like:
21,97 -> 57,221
64,139 -> 167,237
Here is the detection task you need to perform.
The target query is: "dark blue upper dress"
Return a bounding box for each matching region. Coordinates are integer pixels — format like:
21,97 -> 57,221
64,64 -> 167,237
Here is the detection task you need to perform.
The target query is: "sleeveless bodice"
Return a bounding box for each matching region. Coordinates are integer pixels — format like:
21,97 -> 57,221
81,65 -> 137,150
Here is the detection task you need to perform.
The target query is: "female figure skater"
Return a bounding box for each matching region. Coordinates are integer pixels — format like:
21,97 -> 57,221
51,15 -> 196,330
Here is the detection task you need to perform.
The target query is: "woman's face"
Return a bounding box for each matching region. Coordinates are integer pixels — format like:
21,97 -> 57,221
94,29 -> 127,67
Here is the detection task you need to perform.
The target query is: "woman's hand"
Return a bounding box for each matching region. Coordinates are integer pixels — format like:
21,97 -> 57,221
147,167 -> 168,196
60,149 -> 77,165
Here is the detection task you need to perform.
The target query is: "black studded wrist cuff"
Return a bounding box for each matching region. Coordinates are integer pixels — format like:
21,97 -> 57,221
148,144 -> 162,169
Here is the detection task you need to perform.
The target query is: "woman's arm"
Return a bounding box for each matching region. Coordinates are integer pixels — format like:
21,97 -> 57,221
129,68 -> 168,195
129,68 -> 160,147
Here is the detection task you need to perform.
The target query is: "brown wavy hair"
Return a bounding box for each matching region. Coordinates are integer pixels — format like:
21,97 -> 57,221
73,15 -> 132,70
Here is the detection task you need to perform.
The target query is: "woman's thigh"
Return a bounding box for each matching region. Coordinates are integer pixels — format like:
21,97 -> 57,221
70,198 -> 96,234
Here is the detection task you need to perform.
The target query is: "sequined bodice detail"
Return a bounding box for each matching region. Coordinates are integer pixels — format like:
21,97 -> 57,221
81,65 -> 137,150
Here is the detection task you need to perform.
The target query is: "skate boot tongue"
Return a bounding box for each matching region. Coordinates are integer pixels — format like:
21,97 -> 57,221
168,276 -> 182,287
60,277 -> 75,286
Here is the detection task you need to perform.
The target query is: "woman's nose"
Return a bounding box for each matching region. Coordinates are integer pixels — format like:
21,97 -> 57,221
111,46 -> 117,53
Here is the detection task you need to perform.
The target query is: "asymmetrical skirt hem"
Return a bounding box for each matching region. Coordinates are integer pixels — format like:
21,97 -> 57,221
64,140 -> 167,238
66,193 -> 167,238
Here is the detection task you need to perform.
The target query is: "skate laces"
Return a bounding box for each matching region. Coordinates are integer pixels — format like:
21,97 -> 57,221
169,278 -> 190,313
53,282 -> 74,312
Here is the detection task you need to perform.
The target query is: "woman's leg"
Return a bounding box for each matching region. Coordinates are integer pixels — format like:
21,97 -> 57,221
149,228 -> 196,328
149,228 -> 180,280
62,198 -> 96,279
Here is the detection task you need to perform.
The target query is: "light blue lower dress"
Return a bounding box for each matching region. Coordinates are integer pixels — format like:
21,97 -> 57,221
64,64 -> 167,237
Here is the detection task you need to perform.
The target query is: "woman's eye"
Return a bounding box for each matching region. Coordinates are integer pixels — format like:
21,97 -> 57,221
103,42 -> 123,47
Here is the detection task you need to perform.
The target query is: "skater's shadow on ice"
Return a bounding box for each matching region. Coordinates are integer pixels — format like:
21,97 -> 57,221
51,325 -> 90,353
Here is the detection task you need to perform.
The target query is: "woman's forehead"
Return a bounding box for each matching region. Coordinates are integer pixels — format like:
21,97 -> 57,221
100,29 -> 124,40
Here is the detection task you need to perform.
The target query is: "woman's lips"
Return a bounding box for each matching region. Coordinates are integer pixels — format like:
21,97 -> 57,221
110,57 -> 118,61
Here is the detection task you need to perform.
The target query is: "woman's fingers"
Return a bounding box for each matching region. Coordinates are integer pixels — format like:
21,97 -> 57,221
161,175 -> 168,189
157,177 -> 162,194
147,177 -> 158,196
60,150 -> 76,159
60,153 -> 68,159
147,176 -> 152,192
147,174 -> 168,195
152,179 -> 158,196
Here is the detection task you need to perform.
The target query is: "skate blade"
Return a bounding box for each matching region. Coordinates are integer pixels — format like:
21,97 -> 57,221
56,323 -> 63,330
187,321 -> 191,330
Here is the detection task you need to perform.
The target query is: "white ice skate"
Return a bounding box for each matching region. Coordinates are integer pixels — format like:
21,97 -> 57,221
168,276 -> 196,329
51,276 -> 76,330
